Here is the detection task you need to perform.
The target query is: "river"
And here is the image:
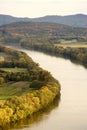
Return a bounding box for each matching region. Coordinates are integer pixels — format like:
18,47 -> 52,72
9,48 -> 87,130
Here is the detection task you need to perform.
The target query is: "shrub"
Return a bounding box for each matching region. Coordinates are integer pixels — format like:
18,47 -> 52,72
0,77 -> 5,84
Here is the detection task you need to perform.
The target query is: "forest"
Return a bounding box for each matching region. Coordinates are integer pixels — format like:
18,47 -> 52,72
0,22 -> 87,44
0,45 -> 60,126
0,22 -> 87,68
21,42 -> 87,68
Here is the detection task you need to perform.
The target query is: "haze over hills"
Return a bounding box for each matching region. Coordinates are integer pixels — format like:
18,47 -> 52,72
0,14 -> 87,28
0,14 -> 30,26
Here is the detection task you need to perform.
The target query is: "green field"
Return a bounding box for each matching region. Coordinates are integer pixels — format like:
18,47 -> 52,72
0,81 -> 32,100
0,68 -> 28,73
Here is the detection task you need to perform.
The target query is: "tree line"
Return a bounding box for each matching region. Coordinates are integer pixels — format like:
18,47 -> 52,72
21,42 -> 87,68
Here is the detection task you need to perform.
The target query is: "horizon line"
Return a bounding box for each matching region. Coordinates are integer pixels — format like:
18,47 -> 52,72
0,13 -> 87,19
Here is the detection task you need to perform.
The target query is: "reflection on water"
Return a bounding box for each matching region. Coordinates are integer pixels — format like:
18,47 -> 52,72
0,97 -> 60,130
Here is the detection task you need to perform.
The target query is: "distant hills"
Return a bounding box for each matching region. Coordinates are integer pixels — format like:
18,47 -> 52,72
0,14 -> 30,26
0,21 -> 87,45
0,14 -> 87,28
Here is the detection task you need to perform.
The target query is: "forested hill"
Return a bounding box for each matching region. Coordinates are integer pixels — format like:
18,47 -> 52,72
0,22 -> 87,67
0,22 -> 87,44
0,14 -> 87,28
0,14 -> 30,26
32,14 -> 87,28
1,22 -> 87,36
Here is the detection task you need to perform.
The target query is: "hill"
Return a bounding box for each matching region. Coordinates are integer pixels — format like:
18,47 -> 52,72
32,14 -> 87,28
0,14 -> 30,26
0,22 -> 87,68
0,22 -> 87,45
0,14 -> 87,28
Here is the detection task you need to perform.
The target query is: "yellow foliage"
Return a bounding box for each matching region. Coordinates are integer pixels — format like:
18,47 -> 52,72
40,86 -> 49,91
0,107 -> 13,125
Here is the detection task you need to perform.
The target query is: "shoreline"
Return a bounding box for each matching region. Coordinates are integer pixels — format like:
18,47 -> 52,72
0,45 -> 61,127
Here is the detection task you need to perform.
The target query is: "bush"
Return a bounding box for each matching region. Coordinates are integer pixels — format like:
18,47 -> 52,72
0,77 -> 5,84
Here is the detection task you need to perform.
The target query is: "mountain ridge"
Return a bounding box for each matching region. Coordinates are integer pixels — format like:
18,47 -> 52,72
0,14 -> 87,28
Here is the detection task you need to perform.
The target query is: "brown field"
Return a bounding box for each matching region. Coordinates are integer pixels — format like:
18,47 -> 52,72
55,42 -> 87,48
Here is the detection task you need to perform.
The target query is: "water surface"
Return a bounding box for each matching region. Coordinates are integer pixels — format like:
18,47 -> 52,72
12,48 -> 87,130
4,46 -> 87,130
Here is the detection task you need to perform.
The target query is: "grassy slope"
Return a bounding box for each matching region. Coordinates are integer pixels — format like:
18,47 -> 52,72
0,68 -> 27,73
0,55 -> 30,100
0,81 -> 32,100
0,46 -> 33,100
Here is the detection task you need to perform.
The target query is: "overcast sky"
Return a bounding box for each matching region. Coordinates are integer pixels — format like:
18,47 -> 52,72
0,0 -> 87,18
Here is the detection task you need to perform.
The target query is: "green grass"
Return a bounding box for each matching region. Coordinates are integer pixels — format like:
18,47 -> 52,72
0,81 -> 32,100
0,68 -> 28,73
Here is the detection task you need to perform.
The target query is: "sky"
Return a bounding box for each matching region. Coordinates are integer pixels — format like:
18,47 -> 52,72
0,0 -> 87,18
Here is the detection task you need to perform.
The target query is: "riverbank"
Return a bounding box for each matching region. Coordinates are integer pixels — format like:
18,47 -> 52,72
21,43 -> 87,68
0,45 -> 60,127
